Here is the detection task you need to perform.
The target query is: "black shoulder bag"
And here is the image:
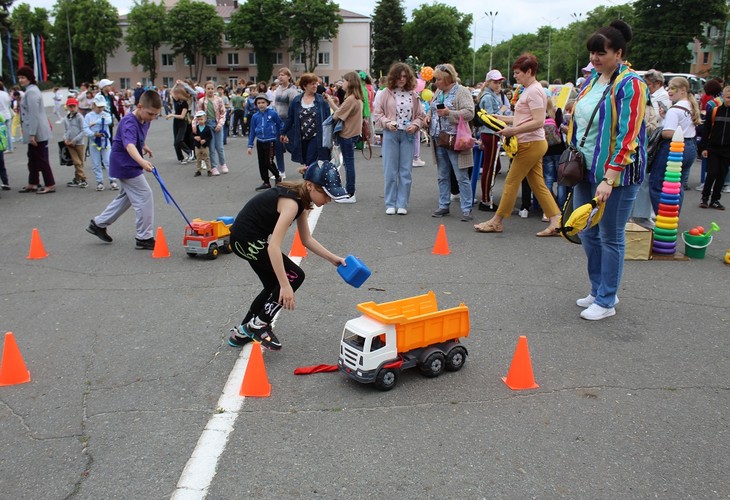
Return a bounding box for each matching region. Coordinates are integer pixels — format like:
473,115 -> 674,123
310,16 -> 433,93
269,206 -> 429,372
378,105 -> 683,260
558,77 -> 616,187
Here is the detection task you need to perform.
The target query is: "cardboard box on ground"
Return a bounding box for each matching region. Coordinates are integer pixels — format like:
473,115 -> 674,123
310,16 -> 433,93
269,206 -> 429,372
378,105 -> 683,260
625,222 -> 653,260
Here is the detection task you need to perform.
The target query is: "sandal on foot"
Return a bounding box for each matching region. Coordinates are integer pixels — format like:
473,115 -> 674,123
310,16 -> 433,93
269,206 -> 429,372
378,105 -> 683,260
474,220 -> 503,233
19,185 -> 39,193
36,187 -> 56,194
536,226 -> 561,237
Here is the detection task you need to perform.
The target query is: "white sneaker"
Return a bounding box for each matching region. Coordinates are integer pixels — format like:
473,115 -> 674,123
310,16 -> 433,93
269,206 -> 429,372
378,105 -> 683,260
576,294 -> 619,308
336,195 -> 356,204
397,208 -> 408,215
385,207 -> 396,215
695,183 -> 704,191
518,209 -> 529,219
280,172 -> 286,179
580,303 -> 616,321
412,158 -> 425,167
723,184 -> 730,193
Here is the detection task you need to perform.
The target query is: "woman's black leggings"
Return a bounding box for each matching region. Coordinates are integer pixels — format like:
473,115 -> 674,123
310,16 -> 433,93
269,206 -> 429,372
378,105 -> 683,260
231,236 -> 305,325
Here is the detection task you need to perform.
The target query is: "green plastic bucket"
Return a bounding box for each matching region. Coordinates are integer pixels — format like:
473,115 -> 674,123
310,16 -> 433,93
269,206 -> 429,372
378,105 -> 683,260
681,231 -> 712,259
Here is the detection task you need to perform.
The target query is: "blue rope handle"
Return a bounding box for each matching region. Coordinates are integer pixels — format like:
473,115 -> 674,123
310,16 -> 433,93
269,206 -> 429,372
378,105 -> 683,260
151,167 -> 193,230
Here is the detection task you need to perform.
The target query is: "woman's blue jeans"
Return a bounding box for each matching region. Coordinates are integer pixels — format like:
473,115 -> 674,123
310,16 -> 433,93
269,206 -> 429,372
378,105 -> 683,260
382,129 -> 415,209
206,119 -> 226,169
543,153 -> 569,209
435,143 -> 472,213
338,135 -> 357,196
648,138 -> 696,215
573,180 -> 639,309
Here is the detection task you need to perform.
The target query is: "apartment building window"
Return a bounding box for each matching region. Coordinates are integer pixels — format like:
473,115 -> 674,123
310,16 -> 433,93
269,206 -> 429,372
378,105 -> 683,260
161,53 -> 175,67
275,52 -> 284,65
228,76 -> 239,88
294,52 -> 305,64
207,76 -> 217,84
162,77 -> 174,88
184,56 -> 192,66
317,52 -> 330,66
248,52 -> 257,65
703,52 -> 710,64
228,53 -> 239,66
119,77 -> 130,90
205,55 -> 217,66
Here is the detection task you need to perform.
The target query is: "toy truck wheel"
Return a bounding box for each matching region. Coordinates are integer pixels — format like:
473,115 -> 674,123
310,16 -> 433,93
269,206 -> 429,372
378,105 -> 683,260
374,368 -> 398,391
222,241 -> 233,254
445,346 -> 467,372
207,243 -> 219,260
420,352 -> 445,378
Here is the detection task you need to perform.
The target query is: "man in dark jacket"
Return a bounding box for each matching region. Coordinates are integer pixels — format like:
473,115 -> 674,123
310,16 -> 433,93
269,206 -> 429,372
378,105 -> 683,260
699,86 -> 730,210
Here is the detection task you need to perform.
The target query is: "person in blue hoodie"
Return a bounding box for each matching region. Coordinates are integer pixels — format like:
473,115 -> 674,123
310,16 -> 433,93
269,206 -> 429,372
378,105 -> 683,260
248,94 -> 284,190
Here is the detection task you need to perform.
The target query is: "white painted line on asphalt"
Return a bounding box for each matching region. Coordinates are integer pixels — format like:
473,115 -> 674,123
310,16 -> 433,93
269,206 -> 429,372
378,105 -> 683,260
170,205 -> 322,499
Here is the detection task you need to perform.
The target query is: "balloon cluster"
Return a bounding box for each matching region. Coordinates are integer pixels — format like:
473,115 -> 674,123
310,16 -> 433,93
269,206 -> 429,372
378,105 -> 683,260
417,66 -> 434,102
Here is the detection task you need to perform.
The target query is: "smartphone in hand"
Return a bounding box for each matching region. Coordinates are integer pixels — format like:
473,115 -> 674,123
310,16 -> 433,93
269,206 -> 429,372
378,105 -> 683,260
436,103 -> 445,109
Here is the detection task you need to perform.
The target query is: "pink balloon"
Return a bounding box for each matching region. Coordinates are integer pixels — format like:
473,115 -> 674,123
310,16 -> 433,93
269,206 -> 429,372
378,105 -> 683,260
415,78 -> 426,92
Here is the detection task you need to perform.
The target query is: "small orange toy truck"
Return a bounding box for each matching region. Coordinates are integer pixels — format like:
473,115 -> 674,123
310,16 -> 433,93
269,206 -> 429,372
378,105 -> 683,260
183,217 -> 234,260
338,291 -> 469,391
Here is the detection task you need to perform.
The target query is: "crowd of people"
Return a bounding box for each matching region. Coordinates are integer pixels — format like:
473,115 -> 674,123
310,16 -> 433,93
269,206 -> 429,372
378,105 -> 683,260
4,19 -> 727,329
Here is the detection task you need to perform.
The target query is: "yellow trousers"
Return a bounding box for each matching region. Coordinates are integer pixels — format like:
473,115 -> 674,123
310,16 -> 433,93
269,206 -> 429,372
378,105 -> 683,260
496,139 -> 560,219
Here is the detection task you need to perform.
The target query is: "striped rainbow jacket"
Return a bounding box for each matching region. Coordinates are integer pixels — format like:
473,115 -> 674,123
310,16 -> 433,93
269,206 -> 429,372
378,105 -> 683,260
568,64 -> 650,186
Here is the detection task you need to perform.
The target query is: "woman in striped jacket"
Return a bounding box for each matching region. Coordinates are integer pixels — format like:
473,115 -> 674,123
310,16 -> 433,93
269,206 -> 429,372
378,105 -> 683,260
569,20 -> 649,321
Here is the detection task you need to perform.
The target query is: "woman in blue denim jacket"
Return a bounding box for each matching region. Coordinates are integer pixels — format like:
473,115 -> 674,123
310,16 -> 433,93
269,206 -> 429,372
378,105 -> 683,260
281,73 -> 331,168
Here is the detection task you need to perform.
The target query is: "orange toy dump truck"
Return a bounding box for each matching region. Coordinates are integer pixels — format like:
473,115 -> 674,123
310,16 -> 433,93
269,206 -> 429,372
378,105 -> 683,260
183,217 -> 233,260
338,291 -> 469,391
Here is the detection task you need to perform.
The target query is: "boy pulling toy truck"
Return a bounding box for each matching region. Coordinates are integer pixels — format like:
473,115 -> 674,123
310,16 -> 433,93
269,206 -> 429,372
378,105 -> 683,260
338,291 -> 469,391
183,216 -> 234,260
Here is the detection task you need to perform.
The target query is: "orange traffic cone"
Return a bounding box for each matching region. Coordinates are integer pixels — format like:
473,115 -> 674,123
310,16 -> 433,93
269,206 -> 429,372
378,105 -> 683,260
502,336 -> 539,390
152,227 -> 170,258
27,228 -> 48,260
289,228 -> 307,258
0,332 -> 31,387
432,224 -> 450,255
240,342 -> 271,397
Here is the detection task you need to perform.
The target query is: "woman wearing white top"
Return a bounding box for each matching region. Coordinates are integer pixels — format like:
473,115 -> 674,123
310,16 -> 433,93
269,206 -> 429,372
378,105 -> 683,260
648,76 -> 700,214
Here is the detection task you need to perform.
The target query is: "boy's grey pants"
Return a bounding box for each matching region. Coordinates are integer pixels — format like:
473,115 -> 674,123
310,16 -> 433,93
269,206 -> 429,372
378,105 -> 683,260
94,174 -> 154,240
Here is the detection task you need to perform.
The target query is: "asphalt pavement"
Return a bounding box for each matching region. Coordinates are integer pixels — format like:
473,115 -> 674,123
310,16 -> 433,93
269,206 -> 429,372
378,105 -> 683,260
0,110 -> 728,499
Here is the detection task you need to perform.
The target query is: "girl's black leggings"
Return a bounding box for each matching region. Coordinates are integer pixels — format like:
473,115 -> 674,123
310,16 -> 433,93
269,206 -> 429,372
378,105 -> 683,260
231,236 -> 305,324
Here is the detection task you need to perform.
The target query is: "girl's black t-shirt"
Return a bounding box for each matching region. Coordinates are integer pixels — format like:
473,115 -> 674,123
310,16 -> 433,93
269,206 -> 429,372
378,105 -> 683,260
173,99 -> 189,121
230,186 -> 307,243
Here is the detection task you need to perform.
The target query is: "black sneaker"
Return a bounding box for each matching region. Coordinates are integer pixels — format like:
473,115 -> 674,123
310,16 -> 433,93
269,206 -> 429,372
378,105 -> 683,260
255,183 -> 271,191
227,326 -> 253,348
710,200 -> 725,210
700,199 -> 709,208
233,323 -> 282,350
86,219 -> 112,243
67,178 -> 81,187
432,207 -> 450,217
135,237 -> 156,250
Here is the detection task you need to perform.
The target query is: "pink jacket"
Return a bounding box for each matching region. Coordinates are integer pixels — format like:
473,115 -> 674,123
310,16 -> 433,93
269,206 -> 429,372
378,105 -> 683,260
372,88 -> 426,130
197,95 -> 226,128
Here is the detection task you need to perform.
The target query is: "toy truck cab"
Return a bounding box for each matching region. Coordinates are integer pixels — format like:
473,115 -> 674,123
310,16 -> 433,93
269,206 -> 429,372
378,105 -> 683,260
338,291 -> 469,391
183,217 -> 233,260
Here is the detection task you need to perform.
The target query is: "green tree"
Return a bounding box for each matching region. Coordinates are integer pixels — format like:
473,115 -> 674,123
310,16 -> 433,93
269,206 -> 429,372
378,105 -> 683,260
404,4 -> 472,80
0,0 -> 13,31
288,0 -> 341,72
50,0 -> 121,84
166,0 -> 223,81
371,0 -> 407,79
632,0 -> 726,71
126,0 -> 167,86
227,0 -> 290,83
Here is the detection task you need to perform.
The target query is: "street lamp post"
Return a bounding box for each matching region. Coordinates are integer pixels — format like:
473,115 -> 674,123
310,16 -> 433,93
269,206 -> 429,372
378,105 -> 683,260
571,12 -> 583,84
487,11 -> 498,71
542,16 -> 559,83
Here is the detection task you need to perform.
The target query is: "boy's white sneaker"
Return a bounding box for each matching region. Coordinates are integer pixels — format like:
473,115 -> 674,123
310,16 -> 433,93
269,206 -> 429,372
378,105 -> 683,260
385,207 -> 396,215
580,303 -> 616,321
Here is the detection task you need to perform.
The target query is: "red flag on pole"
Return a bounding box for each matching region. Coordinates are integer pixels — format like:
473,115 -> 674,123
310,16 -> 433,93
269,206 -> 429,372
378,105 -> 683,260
40,36 -> 47,81
17,31 -> 24,68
